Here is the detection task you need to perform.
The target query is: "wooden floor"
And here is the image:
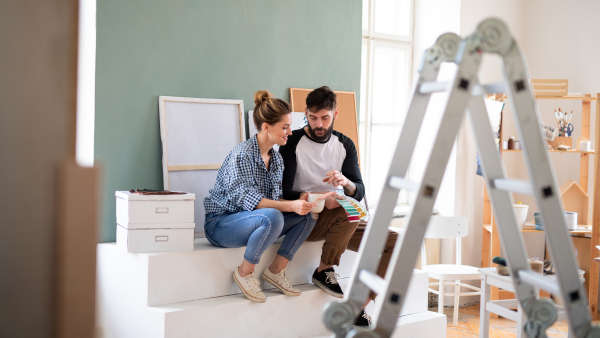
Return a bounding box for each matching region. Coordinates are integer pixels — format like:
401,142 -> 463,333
435,304 -> 570,338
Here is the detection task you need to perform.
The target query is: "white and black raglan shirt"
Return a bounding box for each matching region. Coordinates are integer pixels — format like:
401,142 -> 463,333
279,128 -> 365,202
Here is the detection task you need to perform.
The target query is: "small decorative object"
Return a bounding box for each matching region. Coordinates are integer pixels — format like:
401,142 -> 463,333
548,136 -> 572,150
513,202 -> 528,230
534,212 -> 543,230
508,136 -> 515,149
514,141 -> 521,150
560,180 -> 589,225
494,256 -> 544,275
502,140 -> 509,150
564,211 -> 578,230
554,107 -> 574,136
557,144 -> 571,151
579,137 -> 591,151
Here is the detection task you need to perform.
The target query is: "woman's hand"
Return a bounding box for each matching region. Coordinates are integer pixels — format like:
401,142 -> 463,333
288,200 -> 316,215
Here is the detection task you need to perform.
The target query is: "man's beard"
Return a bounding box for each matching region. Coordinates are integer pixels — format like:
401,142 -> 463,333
307,121 -> 334,142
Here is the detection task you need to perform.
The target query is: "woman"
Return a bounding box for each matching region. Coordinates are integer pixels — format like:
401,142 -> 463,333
204,90 -> 317,303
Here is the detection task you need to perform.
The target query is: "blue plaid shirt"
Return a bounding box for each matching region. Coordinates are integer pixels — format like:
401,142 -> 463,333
204,135 -> 284,214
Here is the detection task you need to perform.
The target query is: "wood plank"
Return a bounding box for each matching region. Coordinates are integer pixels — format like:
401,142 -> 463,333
581,154 -> 590,194
534,95 -> 596,100
581,96 -> 591,193
55,160 -> 99,338
482,187 -> 492,268
532,79 -> 569,85
590,93 -> 600,320
533,84 -> 568,91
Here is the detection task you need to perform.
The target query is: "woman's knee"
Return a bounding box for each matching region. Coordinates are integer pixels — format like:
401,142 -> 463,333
258,208 -> 284,232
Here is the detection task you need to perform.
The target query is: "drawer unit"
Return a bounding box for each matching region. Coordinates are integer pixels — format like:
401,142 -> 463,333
116,191 -> 195,224
116,225 -> 195,253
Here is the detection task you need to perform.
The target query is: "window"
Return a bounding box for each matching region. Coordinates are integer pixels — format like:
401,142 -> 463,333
360,0 -> 414,207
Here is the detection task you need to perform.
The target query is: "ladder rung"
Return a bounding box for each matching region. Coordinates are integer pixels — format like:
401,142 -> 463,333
471,82 -> 506,96
518,270 -> 561,295
359,270 -> 386,295
419,81 -> 449,94
493,179 -> 534,195
389,176 -> 418,191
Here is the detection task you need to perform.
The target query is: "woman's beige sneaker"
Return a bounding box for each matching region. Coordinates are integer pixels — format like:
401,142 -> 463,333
262,267 -> 301,296
233,267 -> 267,303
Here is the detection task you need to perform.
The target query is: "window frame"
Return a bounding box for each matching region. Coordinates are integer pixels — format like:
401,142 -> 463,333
360,0 -> 414,208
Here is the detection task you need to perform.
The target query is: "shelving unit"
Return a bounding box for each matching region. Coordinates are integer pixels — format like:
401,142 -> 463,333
480,92 -> 600,318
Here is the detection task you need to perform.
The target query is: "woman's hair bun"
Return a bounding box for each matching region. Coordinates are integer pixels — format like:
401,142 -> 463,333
254,90 -> 273,106
252,90 -> 291,131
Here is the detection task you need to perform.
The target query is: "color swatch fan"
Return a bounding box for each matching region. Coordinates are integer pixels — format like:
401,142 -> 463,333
338,196 -> 369,222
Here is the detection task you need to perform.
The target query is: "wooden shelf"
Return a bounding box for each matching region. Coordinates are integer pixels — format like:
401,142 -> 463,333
482,92 -> 600,319
483,223 -> 592,234
502,149 -> 595,154
535,95 -> 597,101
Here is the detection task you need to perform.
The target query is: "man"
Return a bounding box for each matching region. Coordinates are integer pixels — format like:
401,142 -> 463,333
279,86 -> 397,327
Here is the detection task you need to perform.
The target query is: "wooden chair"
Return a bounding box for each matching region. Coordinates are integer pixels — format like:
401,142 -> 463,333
421,216 -> 481,326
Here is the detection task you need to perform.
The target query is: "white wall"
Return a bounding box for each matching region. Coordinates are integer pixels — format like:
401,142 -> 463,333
412,0 -> 461,304
412,0 -> 461,217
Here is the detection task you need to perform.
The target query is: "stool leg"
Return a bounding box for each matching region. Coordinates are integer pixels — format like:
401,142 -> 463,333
480,275 -> 490,338
438,279 -> 445,315
517,300 -> 525,338
453,280 -> 460,326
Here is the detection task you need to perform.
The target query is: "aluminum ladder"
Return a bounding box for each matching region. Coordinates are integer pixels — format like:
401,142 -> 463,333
322,18 -> 600,338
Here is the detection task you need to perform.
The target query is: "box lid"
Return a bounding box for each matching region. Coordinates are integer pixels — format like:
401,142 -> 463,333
115,191 -> 196,201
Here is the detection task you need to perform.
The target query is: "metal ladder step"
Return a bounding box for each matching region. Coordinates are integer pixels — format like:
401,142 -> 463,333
388,176 -> 418,191
518,270 -> 561,295
493,179 -> 534,195
359,270 -> 386,295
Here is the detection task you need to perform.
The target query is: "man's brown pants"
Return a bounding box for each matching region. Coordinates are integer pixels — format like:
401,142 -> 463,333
306,206 -> 398,300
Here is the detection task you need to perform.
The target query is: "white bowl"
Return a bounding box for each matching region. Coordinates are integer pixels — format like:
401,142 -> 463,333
308,193 -> 326,213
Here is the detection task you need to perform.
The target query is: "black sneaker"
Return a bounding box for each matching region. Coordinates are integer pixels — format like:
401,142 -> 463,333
312,267 -> 343,298
354,309 -> 372,328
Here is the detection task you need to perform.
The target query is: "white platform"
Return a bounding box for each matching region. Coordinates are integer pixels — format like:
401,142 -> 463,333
96,238 -> 446,337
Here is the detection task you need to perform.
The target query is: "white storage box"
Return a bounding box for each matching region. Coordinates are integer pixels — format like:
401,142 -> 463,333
116,224 -> 194,253
116,191 -> 195,224
115,191 -> 196,253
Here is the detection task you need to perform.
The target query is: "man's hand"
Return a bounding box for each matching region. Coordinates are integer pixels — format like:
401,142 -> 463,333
323,170 -> 349,187
324,194 -> 344,209
323,170 -> 357,197
289,199 -> 316,215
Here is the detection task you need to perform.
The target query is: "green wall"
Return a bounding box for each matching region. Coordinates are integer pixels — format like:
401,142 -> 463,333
95,0 -> 363,242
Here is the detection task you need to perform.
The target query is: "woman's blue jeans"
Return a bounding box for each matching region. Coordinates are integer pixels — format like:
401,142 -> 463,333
204,209 -> 316,264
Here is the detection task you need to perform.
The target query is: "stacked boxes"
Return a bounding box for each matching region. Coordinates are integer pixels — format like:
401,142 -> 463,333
115,191 -> 195,253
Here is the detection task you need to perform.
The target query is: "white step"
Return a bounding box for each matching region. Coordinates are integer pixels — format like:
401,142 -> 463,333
98,238 -> 356,306
312,312 -> 447,338
97,239 -> 434,337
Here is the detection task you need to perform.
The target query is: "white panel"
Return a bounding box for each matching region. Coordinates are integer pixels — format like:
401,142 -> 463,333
169,170 -> 219,233
163,100 -> 242,166
117,226 -> 194,253
116,198 -> 195,224
117,222 -> 195,230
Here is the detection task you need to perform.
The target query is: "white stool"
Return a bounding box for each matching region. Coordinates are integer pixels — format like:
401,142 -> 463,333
479,267 -> 572,338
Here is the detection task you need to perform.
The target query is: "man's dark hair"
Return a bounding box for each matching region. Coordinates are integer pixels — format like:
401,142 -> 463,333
306,86 -> 337,112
